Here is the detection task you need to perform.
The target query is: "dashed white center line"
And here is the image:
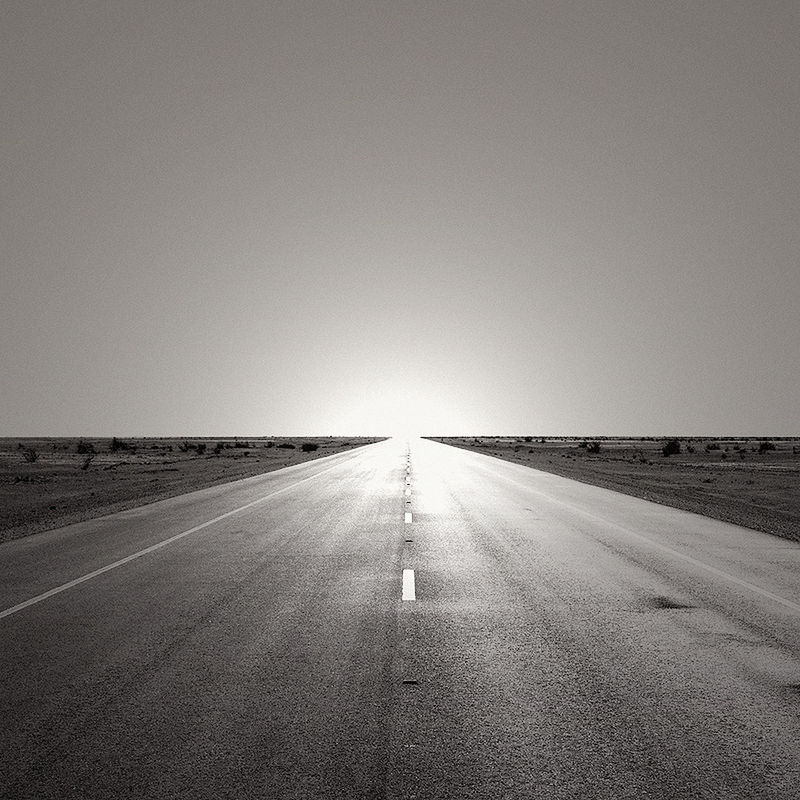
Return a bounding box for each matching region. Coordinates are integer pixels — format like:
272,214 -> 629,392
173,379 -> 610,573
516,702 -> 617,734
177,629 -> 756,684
402,569 -> 416,601
405,488 -> 412,496
404,511 -> 412,524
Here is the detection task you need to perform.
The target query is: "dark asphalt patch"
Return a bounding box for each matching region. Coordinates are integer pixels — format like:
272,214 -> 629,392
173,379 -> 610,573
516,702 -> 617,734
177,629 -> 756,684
649,595 -> 696,610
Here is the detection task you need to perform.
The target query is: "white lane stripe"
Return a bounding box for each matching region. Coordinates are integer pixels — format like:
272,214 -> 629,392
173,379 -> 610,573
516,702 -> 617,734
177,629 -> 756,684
0,459 -> 346,620
499,472 -> 800,615
405,488 -> 412,496
402,569 -> 416,601
404,512 -> 412,524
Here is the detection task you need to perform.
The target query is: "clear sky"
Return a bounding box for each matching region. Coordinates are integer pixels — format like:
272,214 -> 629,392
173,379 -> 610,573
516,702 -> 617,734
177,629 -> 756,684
3,1 -> 798,436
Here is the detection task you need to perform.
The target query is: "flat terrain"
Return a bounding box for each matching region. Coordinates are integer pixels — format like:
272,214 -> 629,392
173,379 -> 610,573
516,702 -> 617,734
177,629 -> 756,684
0,436 -> 383,543
2,437 -> 800,798
429,436 -> 800,542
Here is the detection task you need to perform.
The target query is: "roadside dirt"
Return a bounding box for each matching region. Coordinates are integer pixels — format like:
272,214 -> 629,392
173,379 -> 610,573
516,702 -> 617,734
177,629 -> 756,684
0,437 -> 383,543
430,436 -> 800,543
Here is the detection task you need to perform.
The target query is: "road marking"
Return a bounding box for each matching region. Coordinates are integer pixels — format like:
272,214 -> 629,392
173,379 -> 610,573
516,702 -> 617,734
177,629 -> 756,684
498,472 -> 800,616
402,569 -> 416,601
405,512 -> 412,524
0,460 -> 347,620
405,488 -> 412,496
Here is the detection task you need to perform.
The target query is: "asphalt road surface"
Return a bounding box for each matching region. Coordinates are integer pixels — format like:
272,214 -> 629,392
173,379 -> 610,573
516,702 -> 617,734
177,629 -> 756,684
2,437 -> 800,799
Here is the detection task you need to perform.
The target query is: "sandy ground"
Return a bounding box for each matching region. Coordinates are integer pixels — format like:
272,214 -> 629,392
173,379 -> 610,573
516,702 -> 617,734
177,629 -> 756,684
429,436 -> 800,543
0,437 -> 383,543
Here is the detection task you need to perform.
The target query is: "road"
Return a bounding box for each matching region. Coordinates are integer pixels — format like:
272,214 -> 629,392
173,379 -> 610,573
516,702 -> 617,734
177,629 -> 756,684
2,437 -> 800,798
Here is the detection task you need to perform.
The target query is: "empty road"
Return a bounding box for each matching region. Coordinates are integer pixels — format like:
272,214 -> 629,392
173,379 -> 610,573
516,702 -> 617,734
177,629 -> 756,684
2,437 -> 800,798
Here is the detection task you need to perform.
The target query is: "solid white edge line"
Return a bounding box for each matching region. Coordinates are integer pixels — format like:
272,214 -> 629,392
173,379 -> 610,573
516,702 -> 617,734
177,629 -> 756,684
499,472 -> 800,615
0,458 -> 347,620
402,568 -> 416,601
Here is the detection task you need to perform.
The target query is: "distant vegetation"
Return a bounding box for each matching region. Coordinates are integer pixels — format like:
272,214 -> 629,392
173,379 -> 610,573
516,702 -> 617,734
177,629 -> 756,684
21,447 -> 39,463
662,439 -> 681,457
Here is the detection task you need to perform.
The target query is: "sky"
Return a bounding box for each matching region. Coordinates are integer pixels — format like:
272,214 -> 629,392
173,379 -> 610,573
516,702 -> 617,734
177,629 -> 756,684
2,1 -> 798,437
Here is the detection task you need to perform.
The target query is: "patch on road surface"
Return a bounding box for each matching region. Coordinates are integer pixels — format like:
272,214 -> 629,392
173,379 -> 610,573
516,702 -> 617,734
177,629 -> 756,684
649,595 -> 696,610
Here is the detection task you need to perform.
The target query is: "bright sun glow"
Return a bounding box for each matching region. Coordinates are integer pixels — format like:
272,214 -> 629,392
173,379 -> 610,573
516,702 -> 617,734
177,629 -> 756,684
337,379 -> 459,438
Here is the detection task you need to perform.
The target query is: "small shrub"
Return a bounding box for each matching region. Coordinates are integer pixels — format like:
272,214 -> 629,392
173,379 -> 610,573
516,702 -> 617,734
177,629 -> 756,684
76,439 -> 95,454
705,442 -> 721,452
587,441 -> 601,454
758,440 -> 776,454
214,442 -> 225,455
195,443 -> 207,455
265,441 -> 275,448
80,454 -> 94,470
277,442 -> 296,449
110,437 -> 130,452
22,447 -> 39,463
178,441 -> 194,452
234,440 -> 251,449
662,439 -> 681,457
301,442 -> 319,452
524,436 -> 533,443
